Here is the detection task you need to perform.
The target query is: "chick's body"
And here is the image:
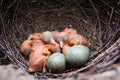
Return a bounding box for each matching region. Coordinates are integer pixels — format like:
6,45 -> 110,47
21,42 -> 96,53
62,43 -> 70,55
62,34 -> 89,55
20,39 -> 45,56
61,28 -> 77,55
20,40 -> 33,56
31,40 -> 45,52
20,32 -> 46,55
29,44 -> 61,72
29,45 -> 51,72
63,28 -> 77,36
68,34 -> 90,47
28,33 -> 42,40
62,28 -> 89,55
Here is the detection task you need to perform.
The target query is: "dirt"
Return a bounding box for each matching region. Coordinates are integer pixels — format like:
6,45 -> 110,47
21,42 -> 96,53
0,64 -> 35,80
1,63 -> 120,80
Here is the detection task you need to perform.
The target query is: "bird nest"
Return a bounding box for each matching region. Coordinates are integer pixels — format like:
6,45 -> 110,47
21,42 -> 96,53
0,0 -> 120,79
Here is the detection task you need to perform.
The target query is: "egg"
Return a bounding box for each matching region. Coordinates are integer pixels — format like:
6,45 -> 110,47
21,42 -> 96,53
65,45 -> 90,68
47,53 -> 66,73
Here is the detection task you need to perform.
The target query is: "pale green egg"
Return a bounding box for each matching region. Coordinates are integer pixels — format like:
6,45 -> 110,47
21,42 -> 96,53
65,45 -> 90,68
47,53 -> 66,73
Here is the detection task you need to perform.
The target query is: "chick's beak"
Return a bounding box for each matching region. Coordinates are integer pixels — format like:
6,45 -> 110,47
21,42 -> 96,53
50,38 -> 57,45
60,41 -> 64,48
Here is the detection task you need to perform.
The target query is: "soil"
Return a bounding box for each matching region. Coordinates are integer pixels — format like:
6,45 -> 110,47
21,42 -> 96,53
0,64 -> 35,80
0,63 -> 120,80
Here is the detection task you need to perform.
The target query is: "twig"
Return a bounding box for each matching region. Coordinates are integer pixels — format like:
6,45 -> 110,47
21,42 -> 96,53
0,0 -> 3,6
87,38 -> 120,74
101,0 -> 113,9
90,28 -> 120,58
108,8 -> 114,25
89,0 -> 102,45
12,0 -> 21,24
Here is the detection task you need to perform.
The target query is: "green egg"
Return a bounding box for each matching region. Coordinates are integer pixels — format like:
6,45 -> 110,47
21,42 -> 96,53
47,53 -> 66,73
65,45 -> 90,68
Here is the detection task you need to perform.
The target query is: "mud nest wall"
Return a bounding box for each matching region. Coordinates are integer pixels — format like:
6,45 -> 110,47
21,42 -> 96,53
0,0 -> 120,79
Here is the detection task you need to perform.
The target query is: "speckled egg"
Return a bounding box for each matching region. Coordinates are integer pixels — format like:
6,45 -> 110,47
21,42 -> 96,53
65,45 -> 90,68
47,53 -> 66,73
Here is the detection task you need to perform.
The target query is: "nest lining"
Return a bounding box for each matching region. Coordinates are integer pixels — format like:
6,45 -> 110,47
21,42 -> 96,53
0,0 -> 120,79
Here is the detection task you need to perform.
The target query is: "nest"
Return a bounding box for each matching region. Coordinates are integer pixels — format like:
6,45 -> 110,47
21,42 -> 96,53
0,0 -> 120,79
